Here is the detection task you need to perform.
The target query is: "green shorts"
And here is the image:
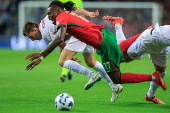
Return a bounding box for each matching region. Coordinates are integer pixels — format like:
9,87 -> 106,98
96,29 -> 124,73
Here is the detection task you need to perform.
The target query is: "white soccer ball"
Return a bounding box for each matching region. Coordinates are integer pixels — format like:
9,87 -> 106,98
55,93 -> 74,111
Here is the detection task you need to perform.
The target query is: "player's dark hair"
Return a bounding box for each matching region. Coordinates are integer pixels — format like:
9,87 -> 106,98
23,21 -> 38,36
49,1 -> 76,11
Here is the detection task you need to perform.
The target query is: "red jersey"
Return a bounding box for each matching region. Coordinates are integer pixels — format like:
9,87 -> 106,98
55,11 -> 104,49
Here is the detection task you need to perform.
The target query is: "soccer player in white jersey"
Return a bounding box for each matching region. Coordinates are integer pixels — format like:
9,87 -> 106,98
23,7 -> 123,102
103,16 -> 169,104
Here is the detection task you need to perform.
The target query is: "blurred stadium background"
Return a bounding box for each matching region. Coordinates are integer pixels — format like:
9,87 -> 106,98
0,0 -> 170,50
0,1 -> 170,112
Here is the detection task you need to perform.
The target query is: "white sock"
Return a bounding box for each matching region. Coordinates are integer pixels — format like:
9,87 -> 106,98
115,23 -> 126,44
92,61 -> 119,89
147,71 -> 166,98
63,60 -> 95,77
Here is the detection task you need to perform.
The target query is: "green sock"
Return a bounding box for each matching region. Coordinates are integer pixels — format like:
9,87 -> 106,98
61,67 -> 69,76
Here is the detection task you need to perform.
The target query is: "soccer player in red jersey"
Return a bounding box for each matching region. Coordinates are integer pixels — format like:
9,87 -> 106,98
23,4 -> 123,102
24,1 -> 166,102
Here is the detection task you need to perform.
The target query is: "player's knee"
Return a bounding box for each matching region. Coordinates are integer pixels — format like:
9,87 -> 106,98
123,52 -> 133,62
86,63 -> 95,68
85,60 -> 96,68
58,60 -> 64,67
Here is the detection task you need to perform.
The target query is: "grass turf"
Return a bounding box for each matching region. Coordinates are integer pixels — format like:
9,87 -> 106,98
0,49 -> 169,113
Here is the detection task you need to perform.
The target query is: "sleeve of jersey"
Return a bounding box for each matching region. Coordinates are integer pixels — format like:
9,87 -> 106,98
56,12 -> 69,30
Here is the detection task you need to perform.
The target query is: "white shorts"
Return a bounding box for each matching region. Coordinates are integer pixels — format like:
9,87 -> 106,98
64,36 -> 94,53
127,29 -> 168,67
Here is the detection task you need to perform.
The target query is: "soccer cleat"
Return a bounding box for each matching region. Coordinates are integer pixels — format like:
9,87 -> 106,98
145,95 -> 165,104
67,70 -> 72,80
84,73 -> 102,90
110,84 -> 123,102
152,71 -> 166,90
60,75 -> 66,82
103,16 -> 124,27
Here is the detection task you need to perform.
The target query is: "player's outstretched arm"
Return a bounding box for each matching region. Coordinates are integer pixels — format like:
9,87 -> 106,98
73,7 -> 99,18
25,26 -> 67,71
40,26 -> 66,58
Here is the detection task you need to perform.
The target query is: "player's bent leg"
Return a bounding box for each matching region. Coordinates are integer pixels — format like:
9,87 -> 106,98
107,71 -> 123,101
83,53 -> 103,90
59,48 -> 75,82
146,65 -> 166,104
60,49 -> 102,89
118,71 -> 166,90
152,71 -> 166,91
58,49 -> 77,66
59,40 -> 71,81
83,53 -> 117,90
82,52 -> 96,68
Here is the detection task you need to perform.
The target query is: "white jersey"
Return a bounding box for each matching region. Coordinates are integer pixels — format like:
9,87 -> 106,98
134,23 -> 170,54
39,15 -> 94,53
127,23 -> 169,67
39,16 -> 57,42
159,24 -> 170,46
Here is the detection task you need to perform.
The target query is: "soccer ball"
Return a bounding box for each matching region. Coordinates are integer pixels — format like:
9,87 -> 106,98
55,93 -> 74,111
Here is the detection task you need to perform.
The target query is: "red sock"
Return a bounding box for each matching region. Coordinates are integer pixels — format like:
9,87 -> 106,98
119,33 -> 141,53
121,73 -> 152,84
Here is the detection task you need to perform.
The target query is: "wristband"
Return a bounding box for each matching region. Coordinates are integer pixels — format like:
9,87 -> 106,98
39,56 -> 44,60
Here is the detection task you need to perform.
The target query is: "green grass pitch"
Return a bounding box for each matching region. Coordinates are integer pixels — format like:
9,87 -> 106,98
0,49 -> 169,113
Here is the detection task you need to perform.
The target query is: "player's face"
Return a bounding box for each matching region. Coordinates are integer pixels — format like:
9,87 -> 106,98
27,28 -> 42,41
47,6 -> 60,25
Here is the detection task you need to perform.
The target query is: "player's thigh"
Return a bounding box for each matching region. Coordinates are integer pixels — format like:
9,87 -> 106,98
149,52 -> 168,72
82,52 -> 96,67
58,49 -> 77,66
64,36 -> 87,53
127,29 -> 151,60
127,41 -> 146,60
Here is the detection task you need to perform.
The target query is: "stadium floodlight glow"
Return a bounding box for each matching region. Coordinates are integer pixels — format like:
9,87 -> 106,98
18,1 -> 163,39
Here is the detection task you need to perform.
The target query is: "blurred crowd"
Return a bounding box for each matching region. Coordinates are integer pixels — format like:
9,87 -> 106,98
0,0 -> 170,37
0,0 -> 26,35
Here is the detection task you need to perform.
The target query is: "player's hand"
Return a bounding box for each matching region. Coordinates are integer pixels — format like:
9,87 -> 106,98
25,58 -> 42,71
24,53 -> 41,61
71,57 -> 81,64
88,10 -> 99,18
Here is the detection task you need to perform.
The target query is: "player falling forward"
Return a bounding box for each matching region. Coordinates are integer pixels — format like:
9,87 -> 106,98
23,2 -> 124,102
58,0 -> 98,82
103,16 -> 169,104
53,0 -> 98,82
24,1 -> 166,102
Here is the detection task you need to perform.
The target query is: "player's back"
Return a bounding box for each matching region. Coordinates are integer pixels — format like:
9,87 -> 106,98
39,16 -> 57,42
56,11 -> 104,49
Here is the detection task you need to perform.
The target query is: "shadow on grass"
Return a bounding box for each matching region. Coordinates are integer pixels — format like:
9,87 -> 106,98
109,101 -> 170,110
